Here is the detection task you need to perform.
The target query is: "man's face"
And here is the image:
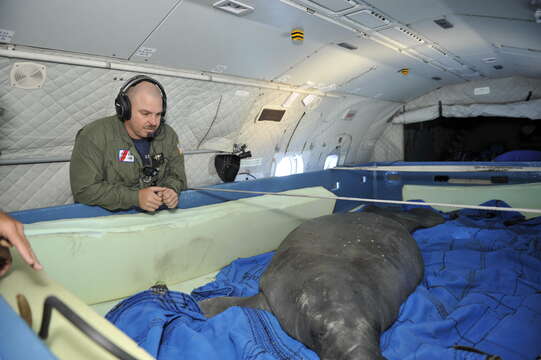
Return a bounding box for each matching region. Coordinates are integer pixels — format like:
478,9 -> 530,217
124,90 -> 163,140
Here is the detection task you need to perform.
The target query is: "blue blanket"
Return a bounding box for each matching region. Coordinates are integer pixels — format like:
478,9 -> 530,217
106,201 -> 541,359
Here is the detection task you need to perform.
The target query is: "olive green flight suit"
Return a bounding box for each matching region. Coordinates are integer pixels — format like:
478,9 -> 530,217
70,115 -> 187,211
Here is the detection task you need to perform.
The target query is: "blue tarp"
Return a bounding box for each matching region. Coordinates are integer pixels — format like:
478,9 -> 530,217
106,201 -> 541,359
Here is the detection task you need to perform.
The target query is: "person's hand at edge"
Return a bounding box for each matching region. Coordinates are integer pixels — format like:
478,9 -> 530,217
0,212 -> 43,277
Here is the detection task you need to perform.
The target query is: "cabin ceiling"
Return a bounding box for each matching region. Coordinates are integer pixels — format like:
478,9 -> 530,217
0,0 -> 540,102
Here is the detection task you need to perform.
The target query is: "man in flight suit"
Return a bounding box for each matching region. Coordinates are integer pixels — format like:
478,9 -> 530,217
70,75 -> 187,212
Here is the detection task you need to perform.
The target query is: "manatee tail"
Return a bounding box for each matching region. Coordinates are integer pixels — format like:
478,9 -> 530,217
199,292 -> 271,318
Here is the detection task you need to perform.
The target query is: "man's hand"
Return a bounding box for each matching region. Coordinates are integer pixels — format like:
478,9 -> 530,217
0,212 -> 43,277
160,188 -> 179,209
138,187 -> 166,212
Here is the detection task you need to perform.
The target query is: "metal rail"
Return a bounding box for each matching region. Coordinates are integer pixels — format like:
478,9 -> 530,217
189,187 -> 541,215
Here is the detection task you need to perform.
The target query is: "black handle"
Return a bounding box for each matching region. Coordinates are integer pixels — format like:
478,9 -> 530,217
39,295 -> 139,360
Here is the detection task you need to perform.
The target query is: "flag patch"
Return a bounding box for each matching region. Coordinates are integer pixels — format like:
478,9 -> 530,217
118,149 -> 134,162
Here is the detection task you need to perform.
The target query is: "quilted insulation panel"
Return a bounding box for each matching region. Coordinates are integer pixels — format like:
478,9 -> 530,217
0,56 -> 400,211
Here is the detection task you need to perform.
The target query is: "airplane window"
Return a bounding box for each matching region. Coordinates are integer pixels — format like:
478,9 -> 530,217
274,155 -> 304,176
324,154 -> 339,169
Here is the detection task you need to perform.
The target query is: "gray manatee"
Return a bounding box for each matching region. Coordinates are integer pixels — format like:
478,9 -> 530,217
199,206 -> 445,360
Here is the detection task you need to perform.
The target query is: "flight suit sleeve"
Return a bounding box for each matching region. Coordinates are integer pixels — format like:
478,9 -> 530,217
70,132 -> 139,211
161,132 -> 187,194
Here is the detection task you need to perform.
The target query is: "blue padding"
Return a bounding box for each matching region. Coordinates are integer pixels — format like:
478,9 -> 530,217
10,161 -> 541,224
9,169 -> 365,223
106,201 -> 541,360
493,150 -> 541,161
0,296 -> 57,360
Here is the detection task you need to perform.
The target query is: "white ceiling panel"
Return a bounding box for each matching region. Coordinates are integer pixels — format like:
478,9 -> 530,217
364,0 -> 534,25
303,0 -> 356,12
0,0 -> 178,59
409,15 -> 496,57
133,0 -> 356,81
277,44 -> 377,87
377,27 -> 425,48
338,63 -> 460,102
459,53 -> 516,79
346,9 -> 391,29
496,52 -> 541,78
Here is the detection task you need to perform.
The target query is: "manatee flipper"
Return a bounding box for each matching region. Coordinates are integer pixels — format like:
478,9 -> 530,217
199,292 -> 271,318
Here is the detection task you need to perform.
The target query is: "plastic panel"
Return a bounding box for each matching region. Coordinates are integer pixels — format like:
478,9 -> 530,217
0,0 -> 178,59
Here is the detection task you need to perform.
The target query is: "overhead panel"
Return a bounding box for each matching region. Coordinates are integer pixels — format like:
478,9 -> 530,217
457,16 -> 541,55
134,0 -> 355,81
303,0 -> 356,12
364,0 -> 533,25
377,27 -> 424,48
409,15 -> 494,59
346,9 -> 391,29
338,64 -> 446,102
279,44 -> 376,88
0,0 -> 178,59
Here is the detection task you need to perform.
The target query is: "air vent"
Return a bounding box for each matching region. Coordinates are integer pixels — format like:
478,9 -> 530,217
257,107 -> 286,122
212,0 -> 254,16
434,18 -> 453,29
396,27 -> 424,43
430,45 -> 447,56
379,27 -> 424,48
305,0 -> 354,12
482,57 -> 497,64
347,9 -> 390,29
10,62 -> 47,89
338,42 -> 358,50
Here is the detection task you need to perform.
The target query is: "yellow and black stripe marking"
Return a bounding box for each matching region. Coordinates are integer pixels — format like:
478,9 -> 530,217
291,29 -> 304,41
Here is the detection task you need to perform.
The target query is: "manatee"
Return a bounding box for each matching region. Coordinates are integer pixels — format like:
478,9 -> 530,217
199,206 -> 445,360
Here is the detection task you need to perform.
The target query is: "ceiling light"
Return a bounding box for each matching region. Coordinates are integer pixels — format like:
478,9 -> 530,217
212,0 -> 254,16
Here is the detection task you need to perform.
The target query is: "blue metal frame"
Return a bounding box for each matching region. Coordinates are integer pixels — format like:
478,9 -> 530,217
9,161 -> 541,224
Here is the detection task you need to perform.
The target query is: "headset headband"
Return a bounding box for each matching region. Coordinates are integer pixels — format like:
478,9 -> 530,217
115,75 -> 167,122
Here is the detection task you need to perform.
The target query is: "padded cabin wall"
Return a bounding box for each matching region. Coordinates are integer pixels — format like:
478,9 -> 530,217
1,56 -> 400,211
0,57 -> 260,211
367,76 -> 541,162
265,94 -> 402,172
405,76 -> 541,111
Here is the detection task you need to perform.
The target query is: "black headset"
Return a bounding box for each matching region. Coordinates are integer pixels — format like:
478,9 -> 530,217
115,75 -> 167,122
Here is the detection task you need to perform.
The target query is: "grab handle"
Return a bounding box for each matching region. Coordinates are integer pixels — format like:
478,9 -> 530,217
38,296 -> 139,360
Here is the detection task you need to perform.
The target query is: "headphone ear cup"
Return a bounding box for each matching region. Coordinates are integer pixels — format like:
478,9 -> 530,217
115,93 -> 132,121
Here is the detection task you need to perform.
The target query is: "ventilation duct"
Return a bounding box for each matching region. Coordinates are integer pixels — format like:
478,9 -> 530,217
379,27 -> 424,48
337,42 -> 358,50
10,62 -> 47,89
433,18 -> 453,29
257,107 -> 286,122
